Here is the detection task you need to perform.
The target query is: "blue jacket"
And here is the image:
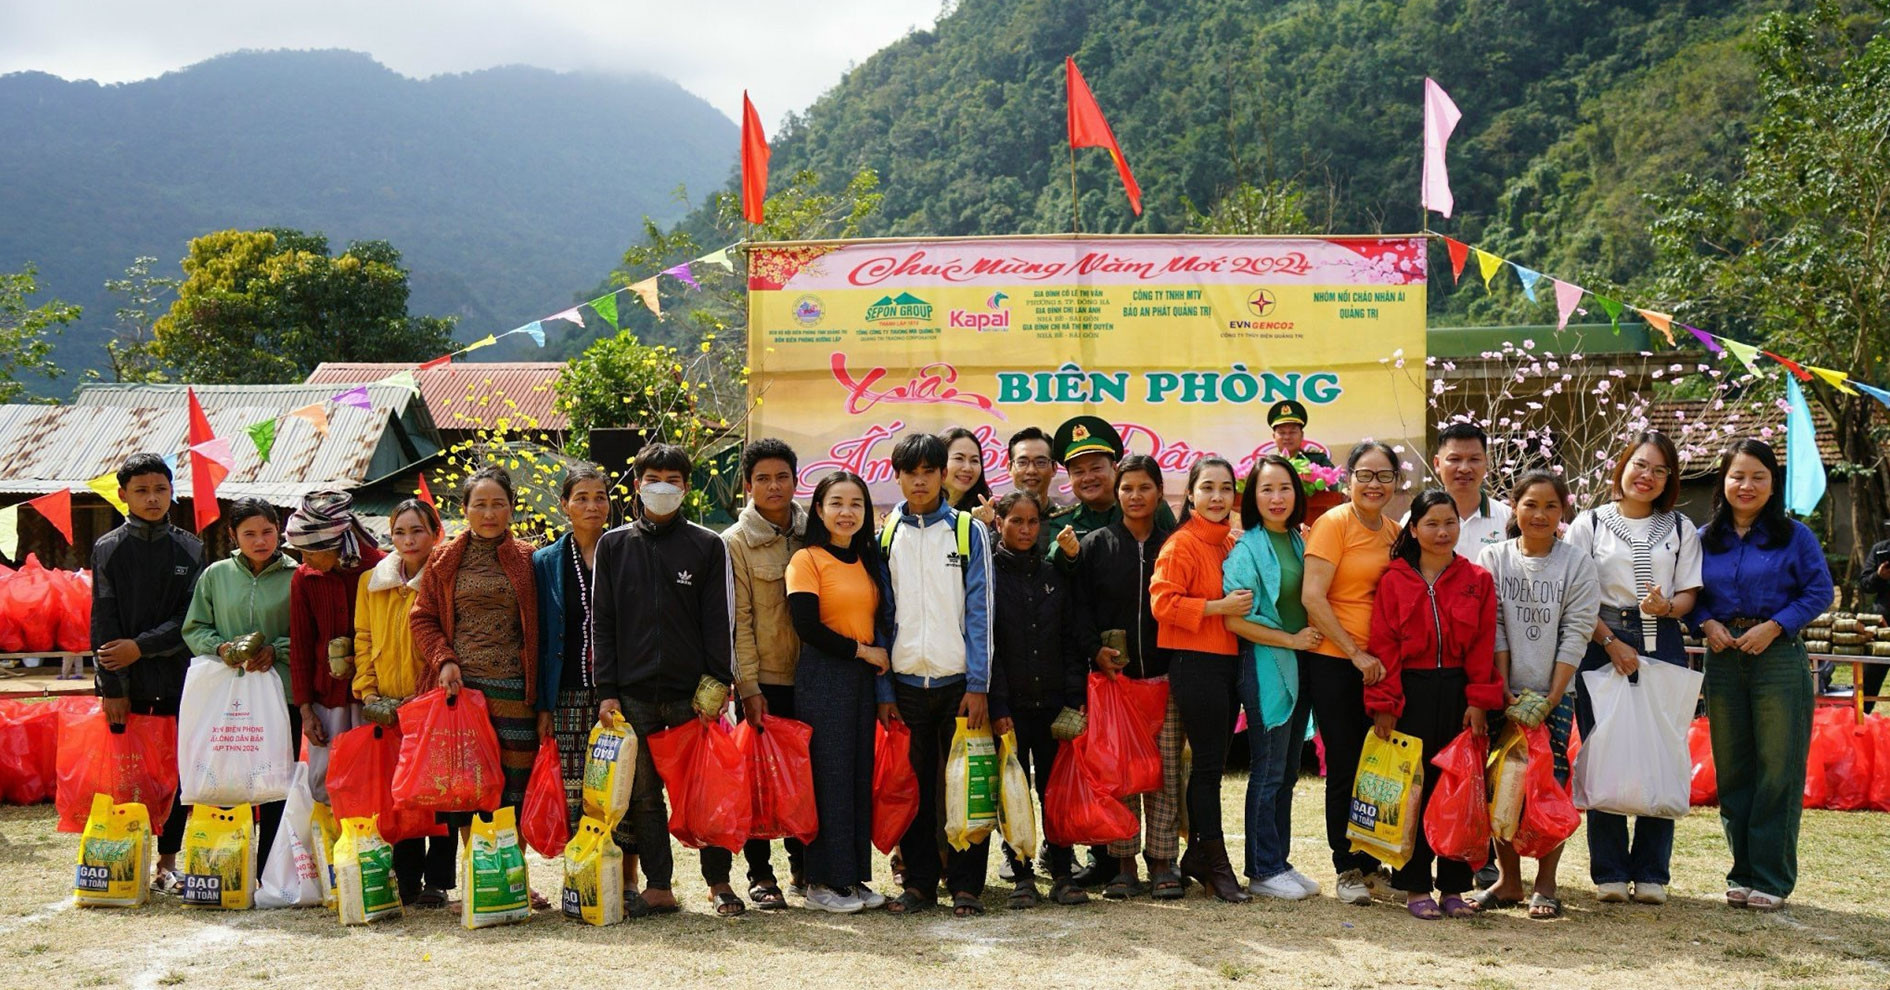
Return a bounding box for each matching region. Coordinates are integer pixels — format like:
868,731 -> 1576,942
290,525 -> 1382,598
532,532 -> 579,713
1222,525 -> 1303,730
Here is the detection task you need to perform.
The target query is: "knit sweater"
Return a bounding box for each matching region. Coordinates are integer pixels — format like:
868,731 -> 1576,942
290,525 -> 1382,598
409,530 -> 540,708
1149,514 -> 1239,656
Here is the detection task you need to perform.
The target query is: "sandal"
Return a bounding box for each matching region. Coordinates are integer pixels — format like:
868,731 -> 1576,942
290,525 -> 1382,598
1406,896 -> 1444,920
952,892 -> 985,917
1468,887 -> 1522,911
1150,869 -> 1185,901
529,889 -> 553,911
1104,870 -> 1139,900
1440,895 -> 1476,919
1050,880 -> 1090,906
1746,892 -> 1785,912
625,892 -> 681,919
749,882 -> 787,911
886,890 -> 933,916
150,869 -> 183,896
712,891 -> 748,917
1527,893 -> 1563,920
1007,884 -> 1040,910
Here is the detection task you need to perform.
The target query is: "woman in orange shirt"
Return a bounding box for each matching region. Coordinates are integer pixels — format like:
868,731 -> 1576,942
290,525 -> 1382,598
1150,455 -> 1254,903
1301,441 -> 1402,906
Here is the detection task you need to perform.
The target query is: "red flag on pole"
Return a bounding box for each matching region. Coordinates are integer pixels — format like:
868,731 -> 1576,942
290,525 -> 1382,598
417,472 -> 435,508
25,489 -> 72,544
1066,57 -> 1141,216
185,388 -> 229,533
741,92 -> 770,225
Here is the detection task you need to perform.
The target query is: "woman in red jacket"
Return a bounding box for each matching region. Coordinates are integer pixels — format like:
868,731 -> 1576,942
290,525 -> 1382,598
1150,455 -> 1254,903
1365,489 -> 1505,920
284,490 -> 385,802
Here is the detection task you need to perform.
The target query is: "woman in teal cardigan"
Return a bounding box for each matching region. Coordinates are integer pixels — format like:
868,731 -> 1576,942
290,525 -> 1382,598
1222,455 -> 1324,901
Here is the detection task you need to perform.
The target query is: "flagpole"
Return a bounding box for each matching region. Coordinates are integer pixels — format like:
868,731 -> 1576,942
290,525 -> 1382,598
1068,142 -> 1082,234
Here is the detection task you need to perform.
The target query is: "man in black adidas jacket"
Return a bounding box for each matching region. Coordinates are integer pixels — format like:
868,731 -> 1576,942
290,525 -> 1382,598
594,443 -> 740,916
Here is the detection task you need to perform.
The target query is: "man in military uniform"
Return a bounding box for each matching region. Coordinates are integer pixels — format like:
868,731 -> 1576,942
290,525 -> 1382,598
1268,399 -> 1333,467
1046,415 -> 1176,571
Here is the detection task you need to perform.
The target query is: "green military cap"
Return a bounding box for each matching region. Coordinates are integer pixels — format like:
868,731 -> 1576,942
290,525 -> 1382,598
1051,415 -> 1123,466
1267,399 -> 1309,428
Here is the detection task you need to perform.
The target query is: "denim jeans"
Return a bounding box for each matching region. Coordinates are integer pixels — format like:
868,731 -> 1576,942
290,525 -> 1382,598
1706,637 -> 1813,897
1576,608 -> 1685,885
620,694 -> 734,891
1238,645 -> 1306,881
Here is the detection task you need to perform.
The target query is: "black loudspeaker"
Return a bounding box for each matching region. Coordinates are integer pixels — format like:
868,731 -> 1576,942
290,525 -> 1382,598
586,428 -> 650,479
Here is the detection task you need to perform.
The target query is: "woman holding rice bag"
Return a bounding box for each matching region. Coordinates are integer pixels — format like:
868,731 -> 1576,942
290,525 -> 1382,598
1150,455 -> 1252,903
1565,431 -> 1700,906
1473,471 -> 1599,919
409,464 -> 549,910
352,498 -> 456,907
1364,489 -> 1505,920
788,470 -> 893,913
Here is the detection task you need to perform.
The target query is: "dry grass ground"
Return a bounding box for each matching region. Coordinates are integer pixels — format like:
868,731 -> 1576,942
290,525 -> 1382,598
2,777 -> 1887,990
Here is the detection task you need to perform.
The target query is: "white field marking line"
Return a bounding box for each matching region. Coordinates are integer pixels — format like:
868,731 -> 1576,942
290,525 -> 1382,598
1764,909 -> 1890,973
127,921 -> 248,990
0,898 -> 71,937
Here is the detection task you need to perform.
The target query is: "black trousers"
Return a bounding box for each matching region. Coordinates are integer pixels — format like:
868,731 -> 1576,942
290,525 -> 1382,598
1389,668 -> 1474,897
1168,650 -> 1241,840
1002,707 -> 1073,878
253,704 -> 302,871
797,648 -> 877,890
393,835 -> 457,899
742,682 -> 807,886
621,695 -> 733,891
1304,655 -> 1381,875
895,680 -> 989,899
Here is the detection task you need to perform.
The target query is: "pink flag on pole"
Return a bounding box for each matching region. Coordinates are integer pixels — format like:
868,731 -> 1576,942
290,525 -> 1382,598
1553,279 -> 1584,331
1421,78 -> 1463,218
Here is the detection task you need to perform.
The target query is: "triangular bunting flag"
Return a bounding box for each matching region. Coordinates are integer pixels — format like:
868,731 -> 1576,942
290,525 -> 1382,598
1443,237 -> 1470,282
629,278 -> 662,317
521,321 -> 546,347
1636,309 -> 1676,346
1761,351 -> 1812,382
1512,265 -> 1542,302
1783,375 -> 1826,517
1719,337 -> 1763,377
546,307 -> 585,327
1807,366 -> 1858,395
461,334 -> 499,354
591,292 -> 620,330
27,489 -> 73,544
0,505 -> 17,560
375,370 -> 422,396
417,472 -> 436,508
699,247 -> 736,272
1684,325 -> 1721,353
420,354 -> 452,371
1553,280 -> 1584,331
662,263 -> 700,291
289,403 -> 330,436
332,386 -> 372,411
1854,380 -> 1890,410
87,472 -> 129,516
247,418 -> 278,463
1475,249 -> 1504,289
186,388 -> 226,533
1595,295 -> 1624,333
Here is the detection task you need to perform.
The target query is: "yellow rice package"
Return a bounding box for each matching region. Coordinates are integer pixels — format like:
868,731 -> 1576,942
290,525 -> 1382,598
1487,725 -> 1529,841
74,793 -> 151,908
180,804 -> 254,909
334,816 -> 401,925
310,802 -> 340,909
560,815 -> 623,926
581,711 -> 636,829
995,731 -> 1039,861
1346,730 -> 1424,869
945,717 -> 999,851
463,806 -> 530,929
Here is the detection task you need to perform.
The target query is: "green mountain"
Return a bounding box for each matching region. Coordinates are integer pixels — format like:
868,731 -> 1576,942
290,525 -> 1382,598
0,49 -> 738,394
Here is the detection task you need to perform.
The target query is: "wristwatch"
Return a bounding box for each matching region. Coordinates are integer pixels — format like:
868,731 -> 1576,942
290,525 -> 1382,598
1599,634 -> 1617,648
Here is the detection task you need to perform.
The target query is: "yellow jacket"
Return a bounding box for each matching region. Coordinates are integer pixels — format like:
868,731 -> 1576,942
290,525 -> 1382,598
352,553 -> 426,702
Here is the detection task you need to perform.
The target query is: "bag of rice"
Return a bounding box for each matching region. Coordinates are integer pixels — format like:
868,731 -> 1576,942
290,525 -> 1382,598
1346,729 -> 1424,869
180,804 -> 254,909
581,711 -> 636,830
73,793 -> 150,908
1487,724 -> 1529,842
996,730 -> 1039,861
560,815 -> 623,926
462,806 -> 530,928
945,717 -> 999,851
334,816 -> 401,925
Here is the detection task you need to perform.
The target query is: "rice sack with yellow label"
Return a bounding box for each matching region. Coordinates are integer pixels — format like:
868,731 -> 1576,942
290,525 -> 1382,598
74,794 -> 151,908
560,815 -> 623,926
180,804 -> 254,909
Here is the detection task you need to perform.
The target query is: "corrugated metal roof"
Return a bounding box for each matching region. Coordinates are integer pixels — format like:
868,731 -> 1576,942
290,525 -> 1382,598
305,362 -> 569,430
1644,398 -> 1844,470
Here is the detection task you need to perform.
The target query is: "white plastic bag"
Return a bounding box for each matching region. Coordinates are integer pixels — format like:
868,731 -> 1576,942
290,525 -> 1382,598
1572,660 -> 1703,818
256,764 -> 324,908
302,703 -> 360,805
178,656 -> 294,806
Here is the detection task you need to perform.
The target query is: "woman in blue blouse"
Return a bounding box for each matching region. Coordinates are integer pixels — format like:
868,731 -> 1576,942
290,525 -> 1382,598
1692,439 -> 1833,912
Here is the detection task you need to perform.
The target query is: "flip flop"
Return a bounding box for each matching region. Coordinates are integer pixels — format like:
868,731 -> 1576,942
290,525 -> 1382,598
1406,896 -> 1444,920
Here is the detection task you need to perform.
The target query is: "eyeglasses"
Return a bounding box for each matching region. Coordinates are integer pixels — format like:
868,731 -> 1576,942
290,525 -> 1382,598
1010,457 -> 1053,470
1628,459 -> 1672,480
1352,470 -> 1399,485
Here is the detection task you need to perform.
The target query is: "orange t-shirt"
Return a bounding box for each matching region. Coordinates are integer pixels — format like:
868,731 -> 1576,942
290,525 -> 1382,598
785,546 -> 878,645
1304,502 -> 1397,659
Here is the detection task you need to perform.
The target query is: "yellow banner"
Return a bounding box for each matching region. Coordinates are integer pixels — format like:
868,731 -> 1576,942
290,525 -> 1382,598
748,236 -> 1428,499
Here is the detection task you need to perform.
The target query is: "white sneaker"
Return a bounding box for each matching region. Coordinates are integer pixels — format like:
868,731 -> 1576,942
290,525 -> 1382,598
1597,882 -> 1631,904
804,884 -> 864,913
1335,869 -> 1373,906
1365,868 -> 1396,900
1286,869 -> 1322,897
1632,882 -> 1668,905
849,885 -> 887,910
1247,873 -> 1311,900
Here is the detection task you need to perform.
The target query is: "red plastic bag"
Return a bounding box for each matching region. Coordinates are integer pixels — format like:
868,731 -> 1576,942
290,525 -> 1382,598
520,737 -> 571,858
1811,707 -> 1873,811
1803,707 -> 1846,809
735,715 -> 818,844
393,687 -> 503,813
55,709 -> 178,833
1081,672 -> 1168,797
3,555 -> 58,652
328,723 -> 445,844
1044,736 -> 1139,846
1688,716 -> 1717,806
1511,724 -> 1580,859
647,718 -> 750,852
53,569 -> 91,653
1423,729 -> 1490,870
871,720 -> 919,853
0,700 -> 63,804
1866,715 -> 1890,813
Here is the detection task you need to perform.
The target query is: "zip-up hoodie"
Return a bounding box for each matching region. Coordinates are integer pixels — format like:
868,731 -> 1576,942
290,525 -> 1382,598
1364,555 -> 1506,719
988,543 -> 1086,718
90,515 -> 204,706
183,549 -> 296,699
592,513 -> 735,701
722,501 -> 807,698
876,498 -> 993,703
1150,514 -> 1239,656
1071,520 -> 1173,680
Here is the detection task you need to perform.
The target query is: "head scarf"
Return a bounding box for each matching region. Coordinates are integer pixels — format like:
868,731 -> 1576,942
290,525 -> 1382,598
286,490 -> 366,567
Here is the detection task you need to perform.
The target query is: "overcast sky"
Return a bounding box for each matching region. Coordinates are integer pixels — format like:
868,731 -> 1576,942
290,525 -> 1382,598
0,0 -> 947,123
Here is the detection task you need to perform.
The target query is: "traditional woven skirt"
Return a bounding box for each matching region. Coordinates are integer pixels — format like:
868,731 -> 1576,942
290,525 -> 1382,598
552,686 -> 598,832
467,673 -> 535,808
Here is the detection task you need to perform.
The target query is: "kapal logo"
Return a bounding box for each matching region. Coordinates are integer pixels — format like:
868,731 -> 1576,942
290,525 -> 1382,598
948,291 -> 1010,331
864,292 -> 934,324
792,295 -> 824,327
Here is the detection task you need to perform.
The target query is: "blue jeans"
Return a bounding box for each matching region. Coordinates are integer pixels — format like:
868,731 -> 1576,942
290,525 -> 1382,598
1238,645 -> 1307,881
1576,608 -> 1685,885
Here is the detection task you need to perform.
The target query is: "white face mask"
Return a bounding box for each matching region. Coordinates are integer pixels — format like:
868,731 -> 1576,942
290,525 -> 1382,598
640,481 -> 685,518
